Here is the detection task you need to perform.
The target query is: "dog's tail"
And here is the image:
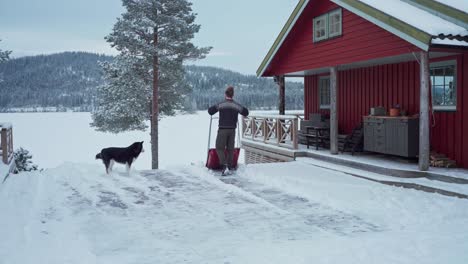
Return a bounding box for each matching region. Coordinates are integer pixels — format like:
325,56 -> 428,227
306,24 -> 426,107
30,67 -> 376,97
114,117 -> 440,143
95,153 -> 102,160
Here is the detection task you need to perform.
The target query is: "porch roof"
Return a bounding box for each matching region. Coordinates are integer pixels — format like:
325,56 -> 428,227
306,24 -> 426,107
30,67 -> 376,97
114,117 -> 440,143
257,0 -> 468,77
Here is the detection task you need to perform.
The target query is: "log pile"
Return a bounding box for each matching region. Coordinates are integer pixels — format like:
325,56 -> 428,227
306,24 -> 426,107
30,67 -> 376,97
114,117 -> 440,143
430,152 -> 457,168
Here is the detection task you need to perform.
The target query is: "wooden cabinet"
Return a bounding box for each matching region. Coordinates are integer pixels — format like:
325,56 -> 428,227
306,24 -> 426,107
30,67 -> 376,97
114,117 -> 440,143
363,116 -> 419,158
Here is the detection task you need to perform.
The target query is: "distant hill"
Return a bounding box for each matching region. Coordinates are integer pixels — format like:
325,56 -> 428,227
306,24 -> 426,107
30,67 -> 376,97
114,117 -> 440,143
0,52 -> 303,112
185,65 -> 303,110
0,52 -> 113,112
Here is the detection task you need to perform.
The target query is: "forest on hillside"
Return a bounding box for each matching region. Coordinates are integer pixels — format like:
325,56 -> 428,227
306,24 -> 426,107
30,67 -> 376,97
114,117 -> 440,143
0,52 -> 304,112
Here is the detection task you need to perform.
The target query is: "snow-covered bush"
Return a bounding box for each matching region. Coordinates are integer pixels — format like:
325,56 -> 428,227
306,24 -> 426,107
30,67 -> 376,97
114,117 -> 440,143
13,147 -> 39,173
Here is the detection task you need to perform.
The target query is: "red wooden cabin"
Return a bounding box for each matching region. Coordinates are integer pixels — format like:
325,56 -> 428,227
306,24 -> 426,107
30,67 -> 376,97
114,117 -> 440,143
257,0 -> 468,170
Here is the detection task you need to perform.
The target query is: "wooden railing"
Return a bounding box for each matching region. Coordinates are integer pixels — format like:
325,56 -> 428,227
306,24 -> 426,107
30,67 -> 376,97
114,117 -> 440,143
242,114 -> 299,149
0,123 -> 14,165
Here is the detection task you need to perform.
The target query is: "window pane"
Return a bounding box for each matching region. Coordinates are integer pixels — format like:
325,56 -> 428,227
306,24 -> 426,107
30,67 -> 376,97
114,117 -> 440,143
319,78 -> 330,107
445,76 -> 454,86
314,17 -> 327,40
433,85 -> 444,105
446,79 -> 456,105
329,11 -> 341,36
330,24 -> 337,34
331,14 -> 340,24
430,61 -> 457,108
434,76 -> 444,86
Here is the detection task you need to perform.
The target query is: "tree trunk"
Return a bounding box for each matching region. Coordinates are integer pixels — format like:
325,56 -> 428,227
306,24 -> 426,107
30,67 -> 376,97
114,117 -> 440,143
151,29 -> 159,170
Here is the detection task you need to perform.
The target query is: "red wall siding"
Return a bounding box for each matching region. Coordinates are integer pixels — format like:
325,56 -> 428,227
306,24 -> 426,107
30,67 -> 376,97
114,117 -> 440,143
304,54 -> 468,168
264,0 -> 421,76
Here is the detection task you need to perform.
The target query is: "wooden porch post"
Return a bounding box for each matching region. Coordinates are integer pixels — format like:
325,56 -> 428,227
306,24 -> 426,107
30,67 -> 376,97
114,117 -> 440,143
330,67 -> 338,155
276,75 -> 286,115
419,51 -> 430,171
1,128 -> 7,164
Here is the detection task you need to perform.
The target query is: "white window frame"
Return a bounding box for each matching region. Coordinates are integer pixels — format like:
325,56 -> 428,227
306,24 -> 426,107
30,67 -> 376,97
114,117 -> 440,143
319,76 -> 331,109
430,60 -> 457,111
328,9 -> 342,38
313,14 -> 328,43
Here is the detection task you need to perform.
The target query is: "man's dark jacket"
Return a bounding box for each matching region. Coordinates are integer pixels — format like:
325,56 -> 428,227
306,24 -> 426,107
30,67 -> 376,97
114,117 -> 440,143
208,99 -> 249,129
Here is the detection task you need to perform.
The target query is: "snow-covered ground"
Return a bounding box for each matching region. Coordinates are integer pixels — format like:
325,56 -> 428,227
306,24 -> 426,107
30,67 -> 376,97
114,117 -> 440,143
0,162 -> 10,179
1,112 -> 468,263
1,162 -> 468,263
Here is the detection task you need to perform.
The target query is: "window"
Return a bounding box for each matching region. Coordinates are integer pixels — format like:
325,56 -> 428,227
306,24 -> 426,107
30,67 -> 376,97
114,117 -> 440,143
329,9 -> 342,38
313,9 -> 342,43
430,60 -> 456,111
313,14 -> 328,42
319,76 -> 330,109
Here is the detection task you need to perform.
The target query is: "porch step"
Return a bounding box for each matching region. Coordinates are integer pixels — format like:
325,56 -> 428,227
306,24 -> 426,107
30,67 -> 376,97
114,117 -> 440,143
299,158 -> 468,199
301,151 -> 468,185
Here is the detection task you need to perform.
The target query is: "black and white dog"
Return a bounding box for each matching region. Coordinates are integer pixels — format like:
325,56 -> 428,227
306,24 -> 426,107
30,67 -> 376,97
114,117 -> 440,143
96,141 -> 144,174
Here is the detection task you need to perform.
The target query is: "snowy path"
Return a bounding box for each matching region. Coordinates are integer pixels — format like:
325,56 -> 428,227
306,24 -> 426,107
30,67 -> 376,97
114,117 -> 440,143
1,162 -> 468,263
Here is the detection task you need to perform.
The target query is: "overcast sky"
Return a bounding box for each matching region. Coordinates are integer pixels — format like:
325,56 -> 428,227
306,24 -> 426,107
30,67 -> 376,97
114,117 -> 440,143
0,0 -> 298,74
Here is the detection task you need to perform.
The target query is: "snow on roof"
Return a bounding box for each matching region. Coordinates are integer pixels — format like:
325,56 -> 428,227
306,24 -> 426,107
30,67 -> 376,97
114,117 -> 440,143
359,0 -> 468,36
432,38 -> 468,47
434,0 -> 468,13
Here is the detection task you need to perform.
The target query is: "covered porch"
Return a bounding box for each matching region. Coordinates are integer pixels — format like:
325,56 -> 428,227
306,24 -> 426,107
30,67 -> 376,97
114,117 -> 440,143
240,113 -> 468,182
243,49 -> 436,171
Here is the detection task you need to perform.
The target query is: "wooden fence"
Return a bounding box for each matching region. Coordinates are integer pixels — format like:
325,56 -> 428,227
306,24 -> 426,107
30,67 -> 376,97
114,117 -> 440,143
242,114 -> 299,149
0,124 -> 14,165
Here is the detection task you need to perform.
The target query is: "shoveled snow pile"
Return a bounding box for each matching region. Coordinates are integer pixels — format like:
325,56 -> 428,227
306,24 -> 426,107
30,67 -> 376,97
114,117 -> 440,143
1,161 -> 468,264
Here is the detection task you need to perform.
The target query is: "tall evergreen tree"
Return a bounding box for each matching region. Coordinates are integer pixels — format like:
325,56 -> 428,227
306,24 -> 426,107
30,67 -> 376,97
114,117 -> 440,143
92,56 -> 150,132
0,39 -> 11,63
92,0 -> 211,169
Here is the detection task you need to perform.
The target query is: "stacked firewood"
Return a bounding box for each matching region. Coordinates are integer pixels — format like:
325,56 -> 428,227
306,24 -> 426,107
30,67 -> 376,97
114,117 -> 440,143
430,152 -> 457,168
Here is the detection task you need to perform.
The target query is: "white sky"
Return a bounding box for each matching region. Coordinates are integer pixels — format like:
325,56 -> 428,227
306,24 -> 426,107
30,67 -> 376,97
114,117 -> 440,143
0,0 -> 299,74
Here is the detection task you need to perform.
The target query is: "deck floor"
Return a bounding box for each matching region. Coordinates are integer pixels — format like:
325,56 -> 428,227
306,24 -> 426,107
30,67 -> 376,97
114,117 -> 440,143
298,144 -> 468,181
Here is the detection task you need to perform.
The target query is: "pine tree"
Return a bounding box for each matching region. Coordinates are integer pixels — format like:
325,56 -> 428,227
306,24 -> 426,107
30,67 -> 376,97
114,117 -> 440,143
13,148 -> 39,173
0,39 -> 11,63
92,56 -> 150,132
92,0 -> 211,169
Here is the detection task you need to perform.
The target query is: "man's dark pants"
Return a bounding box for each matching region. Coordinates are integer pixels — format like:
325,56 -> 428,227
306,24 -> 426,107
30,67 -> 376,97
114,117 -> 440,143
216,128 -> 235,169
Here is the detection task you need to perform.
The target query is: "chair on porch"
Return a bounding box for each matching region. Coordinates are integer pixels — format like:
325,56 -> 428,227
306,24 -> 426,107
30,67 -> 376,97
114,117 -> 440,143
298,113 -> 330,149
338,123 -> 363,155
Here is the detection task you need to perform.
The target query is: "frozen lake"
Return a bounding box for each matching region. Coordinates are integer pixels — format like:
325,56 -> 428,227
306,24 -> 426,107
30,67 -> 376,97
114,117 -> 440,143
0,111 -> 226,170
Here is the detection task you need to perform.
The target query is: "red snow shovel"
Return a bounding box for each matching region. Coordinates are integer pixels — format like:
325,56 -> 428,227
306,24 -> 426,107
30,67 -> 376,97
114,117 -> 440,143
206,115 -> 241,170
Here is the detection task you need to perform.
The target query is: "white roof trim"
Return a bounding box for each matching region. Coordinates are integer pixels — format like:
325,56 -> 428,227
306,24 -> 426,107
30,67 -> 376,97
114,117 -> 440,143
331,0 -> 429,51
258,0 -> 310,77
